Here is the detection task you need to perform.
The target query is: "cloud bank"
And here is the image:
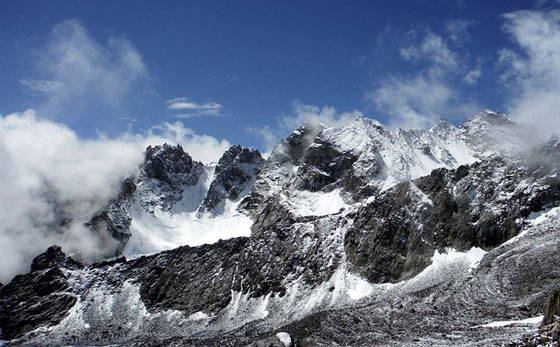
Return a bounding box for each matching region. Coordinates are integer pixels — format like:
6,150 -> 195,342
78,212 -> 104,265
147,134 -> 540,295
0,110 -> 230,283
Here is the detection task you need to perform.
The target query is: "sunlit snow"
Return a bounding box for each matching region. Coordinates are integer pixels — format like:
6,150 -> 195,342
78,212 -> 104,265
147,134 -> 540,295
480,315 -> 543,328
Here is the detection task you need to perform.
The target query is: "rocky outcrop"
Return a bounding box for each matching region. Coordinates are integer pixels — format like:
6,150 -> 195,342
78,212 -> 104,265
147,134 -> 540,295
294,138 -> 359,193
87,144 -> 206,253
138,144 -> 205,210
87,178 -> 136,254
544,289 -> 560,326
130,238 -> 248,314
0,246 -> 82,340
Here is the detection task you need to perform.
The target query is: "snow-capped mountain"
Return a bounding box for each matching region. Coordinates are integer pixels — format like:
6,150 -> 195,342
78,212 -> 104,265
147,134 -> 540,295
1,110 -> 559,346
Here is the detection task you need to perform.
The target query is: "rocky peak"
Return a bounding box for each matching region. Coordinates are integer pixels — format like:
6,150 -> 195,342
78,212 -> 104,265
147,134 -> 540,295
459,110 -> 541,158
0,246 -> 82,340
475,109 -> 514,126
429,119 -> 460,140
30,245 -> 83,272
143,143 -> 197,188
214,145 -> 263,175
269,124 -> 325,165
200,145 -> 264,212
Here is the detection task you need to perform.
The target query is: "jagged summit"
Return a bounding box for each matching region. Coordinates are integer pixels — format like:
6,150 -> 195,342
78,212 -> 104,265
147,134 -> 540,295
143,143 -> 199,188
199,145 -> 264,213
459,110 -> 541,158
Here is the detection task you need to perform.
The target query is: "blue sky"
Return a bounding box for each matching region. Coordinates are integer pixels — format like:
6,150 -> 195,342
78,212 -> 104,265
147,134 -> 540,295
1,0 -> 560,151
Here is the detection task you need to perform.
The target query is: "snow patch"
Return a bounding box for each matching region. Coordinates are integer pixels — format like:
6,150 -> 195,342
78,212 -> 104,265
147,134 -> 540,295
397,247 -> 486,292
186,311 -> 212,321
283,189 -> 348,217
276,332 -> 292,347
480,315 -> 543,328
124,189 -> 252,257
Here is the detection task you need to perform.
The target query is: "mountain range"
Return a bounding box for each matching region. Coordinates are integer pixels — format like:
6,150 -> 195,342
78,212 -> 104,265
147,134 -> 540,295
1,110 -> 559,346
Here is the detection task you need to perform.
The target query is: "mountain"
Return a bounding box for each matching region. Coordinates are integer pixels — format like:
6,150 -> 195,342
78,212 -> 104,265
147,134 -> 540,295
1,110 -> 558,346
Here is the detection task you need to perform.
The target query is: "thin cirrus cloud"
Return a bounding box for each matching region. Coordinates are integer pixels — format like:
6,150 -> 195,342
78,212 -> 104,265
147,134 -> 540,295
445,19 -> 476,44
166,97 -> 224,118
19,78 -> 64,94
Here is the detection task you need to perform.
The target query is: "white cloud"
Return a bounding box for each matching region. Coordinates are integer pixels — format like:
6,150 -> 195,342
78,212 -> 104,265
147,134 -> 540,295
166,97 -> 223,118
0,109 -> 230,283
500,9 -> 560,137
367,75 -> 480,129
399,30 -> 458,74
368,30 -> 480,129
20,19 -> 148,119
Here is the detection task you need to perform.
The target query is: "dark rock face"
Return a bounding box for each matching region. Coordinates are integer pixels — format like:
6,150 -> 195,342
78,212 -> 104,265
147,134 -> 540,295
30,245 -> 83,272
544,289 -> 560,325
200,145 -> 264,212
0,246 -> 82,340
88,202 -> 133,254
87,178 -> 136,254
345,152 -> 560,283
144,144 -> 194,188
131,238 -> 248,315
295,139 -> 358,193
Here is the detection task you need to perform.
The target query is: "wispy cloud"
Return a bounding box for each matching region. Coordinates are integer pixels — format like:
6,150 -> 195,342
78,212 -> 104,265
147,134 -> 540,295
20,19 -> 149,120
399,30 -> 459,72
19,78 -> 64,93
445,19 -> 476,44
499,8 -> 560,137
367,27 -> 481,129
463,60 -> 482,85
166,97 -> 223,118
